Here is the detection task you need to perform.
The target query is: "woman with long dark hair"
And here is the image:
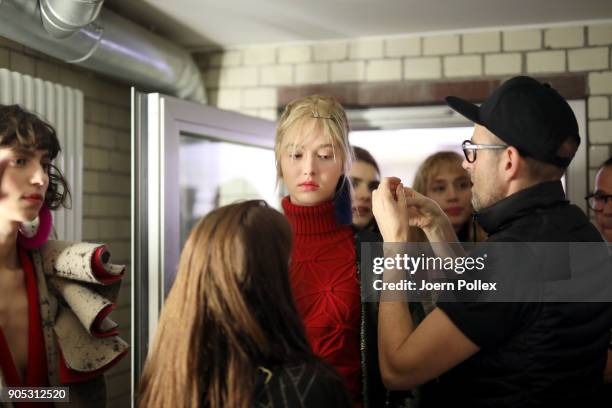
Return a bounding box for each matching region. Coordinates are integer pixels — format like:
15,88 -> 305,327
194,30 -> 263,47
138,200 -> 350,408
350,146 -> 381,233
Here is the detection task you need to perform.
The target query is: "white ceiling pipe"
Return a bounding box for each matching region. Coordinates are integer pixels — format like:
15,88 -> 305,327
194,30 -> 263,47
0,0 -> 206,103
40,0 -> 104,38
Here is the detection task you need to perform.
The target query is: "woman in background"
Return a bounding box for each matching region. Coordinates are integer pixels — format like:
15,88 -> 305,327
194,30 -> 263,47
411,151 -> 485,243
349,147 -> 413,406
138,200 -> 350,408
350,146 -> 381,234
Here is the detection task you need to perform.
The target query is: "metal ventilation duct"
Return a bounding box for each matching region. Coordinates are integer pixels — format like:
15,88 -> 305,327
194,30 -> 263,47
40,0 -> 104,38
0,0 -> 206,103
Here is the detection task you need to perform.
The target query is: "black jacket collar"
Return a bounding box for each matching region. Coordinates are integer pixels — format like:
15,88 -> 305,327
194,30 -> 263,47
475,180 -> 568,235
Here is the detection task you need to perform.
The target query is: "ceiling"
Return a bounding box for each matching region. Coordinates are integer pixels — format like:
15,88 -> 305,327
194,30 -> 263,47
105,0 -> 612,50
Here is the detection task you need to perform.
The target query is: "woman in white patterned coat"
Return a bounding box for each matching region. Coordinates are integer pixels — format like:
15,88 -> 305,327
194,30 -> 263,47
0,104 -> 127,407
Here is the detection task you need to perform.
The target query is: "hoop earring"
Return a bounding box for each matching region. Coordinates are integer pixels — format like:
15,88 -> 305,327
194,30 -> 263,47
18,205 -> 53,250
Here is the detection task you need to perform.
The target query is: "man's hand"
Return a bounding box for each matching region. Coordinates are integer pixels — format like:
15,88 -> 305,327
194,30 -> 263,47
373,177 -> 451,242
401,186 -> 446,232
372,177 -> 411,242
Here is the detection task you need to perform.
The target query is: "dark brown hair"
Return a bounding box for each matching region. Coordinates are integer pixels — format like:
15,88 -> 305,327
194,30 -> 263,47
0,104 -> 70,209
353,145 -> 380,175
138,200 -> 325,408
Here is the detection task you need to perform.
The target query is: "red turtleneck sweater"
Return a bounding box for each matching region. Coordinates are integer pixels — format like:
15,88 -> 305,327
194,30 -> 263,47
282,197 -> 362,403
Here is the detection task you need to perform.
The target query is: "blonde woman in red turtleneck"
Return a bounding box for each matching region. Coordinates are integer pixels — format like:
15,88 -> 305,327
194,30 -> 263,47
275,95 -> 379,407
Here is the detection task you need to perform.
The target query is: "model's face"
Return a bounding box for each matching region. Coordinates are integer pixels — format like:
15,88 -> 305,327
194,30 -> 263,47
350,160 -> 379,228
426,164 -> 472,231
280,121 -> 343,206
593,166 -> 612,242
0,146 -> 50,224
462,125 -> 505,212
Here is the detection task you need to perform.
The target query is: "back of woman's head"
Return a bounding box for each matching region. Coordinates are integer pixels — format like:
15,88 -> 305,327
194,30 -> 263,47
0,104 -> 70,209
139,200 -> 312,408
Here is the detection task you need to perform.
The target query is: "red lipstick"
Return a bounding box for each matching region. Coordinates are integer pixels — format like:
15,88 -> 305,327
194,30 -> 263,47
298,181 -> 319,191
445,206 -> 463,216
23,193 -> 43,203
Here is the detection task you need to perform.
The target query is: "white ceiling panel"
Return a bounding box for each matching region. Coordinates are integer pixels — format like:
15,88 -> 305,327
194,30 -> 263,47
106,0 -> 612,49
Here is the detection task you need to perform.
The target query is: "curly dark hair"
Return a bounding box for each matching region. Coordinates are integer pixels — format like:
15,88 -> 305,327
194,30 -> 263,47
0,104 -> 71,210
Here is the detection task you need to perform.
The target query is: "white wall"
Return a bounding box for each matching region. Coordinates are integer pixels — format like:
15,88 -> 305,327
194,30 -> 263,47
194,22 -> 612,192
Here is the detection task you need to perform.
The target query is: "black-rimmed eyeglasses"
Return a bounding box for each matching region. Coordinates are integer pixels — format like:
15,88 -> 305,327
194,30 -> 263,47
585,193 -> 612,212
461,140 -> 508,163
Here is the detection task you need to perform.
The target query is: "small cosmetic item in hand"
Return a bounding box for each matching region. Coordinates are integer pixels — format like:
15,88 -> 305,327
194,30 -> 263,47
386,177 -> 402,201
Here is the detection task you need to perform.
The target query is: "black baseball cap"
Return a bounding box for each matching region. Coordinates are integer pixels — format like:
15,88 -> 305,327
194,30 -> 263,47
445,76 -> 580,168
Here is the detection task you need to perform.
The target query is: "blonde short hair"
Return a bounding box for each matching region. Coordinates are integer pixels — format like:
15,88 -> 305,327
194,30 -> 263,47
274,95 -> 353,180
410,151 -> 466,242
412,151 -> 465,196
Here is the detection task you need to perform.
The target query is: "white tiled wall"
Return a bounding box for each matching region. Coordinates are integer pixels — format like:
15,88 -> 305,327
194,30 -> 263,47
195,21 -> 612,190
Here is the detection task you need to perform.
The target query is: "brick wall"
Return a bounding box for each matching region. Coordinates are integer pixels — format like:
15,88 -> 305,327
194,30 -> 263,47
195,22 -> 612,190
0,36 -> 132,407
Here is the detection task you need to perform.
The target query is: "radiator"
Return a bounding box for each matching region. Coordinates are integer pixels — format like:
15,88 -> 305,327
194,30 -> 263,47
0,68 -> 83,241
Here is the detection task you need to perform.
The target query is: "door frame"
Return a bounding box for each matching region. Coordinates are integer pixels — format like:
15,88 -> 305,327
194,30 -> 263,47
131,89 -> 276,385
